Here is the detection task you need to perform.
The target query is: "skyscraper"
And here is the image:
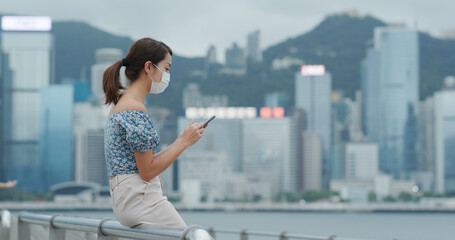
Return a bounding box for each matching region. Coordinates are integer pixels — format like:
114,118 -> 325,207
91,48 -> 123,100
417,97 -> 434,172
302,132 -> 322,191
178,117 -> 243,172
434,77 -> 455,193
247,30 -> 262,62
362,26 -> 419,177
295,65 -> 332,188
1,16 -> 54,191
182,83 -> 228,108
178,107 -> 298,196
40,85 -> 74,190
0,51 -> 13,180
403,104 -> 418,174
206,45 -> 217,65
179,151 -> 228,202
74,103 -> 110,186
223,43 -> 246,75
295,65 -> 332,155
361,49 -> 381,142
242,117 -> 297,193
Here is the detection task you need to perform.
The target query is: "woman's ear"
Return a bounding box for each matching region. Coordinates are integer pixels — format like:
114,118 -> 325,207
144,61 -> 154,74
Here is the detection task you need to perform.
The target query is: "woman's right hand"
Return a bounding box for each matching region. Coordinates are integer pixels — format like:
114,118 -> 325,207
178,120 -> 205,147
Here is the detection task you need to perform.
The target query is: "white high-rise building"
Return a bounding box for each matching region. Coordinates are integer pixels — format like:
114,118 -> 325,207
302,132 -> 322,191
242,117 -> 298,194
345,142 -> 379,180
178,117 -> 242,172
361,49 -> 380,142
91,48 -> 124,100
206,45 -> 217,64
345,91 -> 364,141
74,103 -> 110,185
434,76 -> 455,193
1,16 -> 54,190
295,65 -> 332,154
178,107 -> 299,197
222,43 -> 246,75
247,30 -> 262,62
418,97 -> 434,172
295,65 -> 332,189
182,83 -> 228,108
74,128 -> 106,185
179,151 -> 228,202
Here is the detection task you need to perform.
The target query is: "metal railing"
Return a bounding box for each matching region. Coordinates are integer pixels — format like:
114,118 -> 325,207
206,228 -> 369,240
0,210 -> 214,240
0,210 -> 379,240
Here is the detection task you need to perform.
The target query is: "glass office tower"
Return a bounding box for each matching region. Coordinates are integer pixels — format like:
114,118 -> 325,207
362,26 -> 419,178
1,18 -> 54,191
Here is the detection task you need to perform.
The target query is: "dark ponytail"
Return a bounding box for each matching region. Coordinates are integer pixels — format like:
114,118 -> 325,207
102,37 -> 172,105
103,60 -> 124,105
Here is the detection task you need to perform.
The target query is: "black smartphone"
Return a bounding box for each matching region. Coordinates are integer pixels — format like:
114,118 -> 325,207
203,115 -> 216,128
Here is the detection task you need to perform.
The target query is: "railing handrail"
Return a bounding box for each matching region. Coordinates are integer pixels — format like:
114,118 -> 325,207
1,210 -> 376,240
208,227 -> 369,240
1,210 -> 213,240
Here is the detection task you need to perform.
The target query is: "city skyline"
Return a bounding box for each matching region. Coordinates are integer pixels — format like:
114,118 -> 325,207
0,13 -> 454,200
2,1 -> 455,59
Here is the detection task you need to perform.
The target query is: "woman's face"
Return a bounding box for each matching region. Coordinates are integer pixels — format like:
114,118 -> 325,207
148,53 -> 172,83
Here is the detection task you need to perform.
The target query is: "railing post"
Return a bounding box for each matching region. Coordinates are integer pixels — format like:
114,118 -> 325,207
207,227 -> 216,239
240,229 -> 248,240
17,214 -> 31,240
49,214 -> 65,240
97,218 -> 118,240
279,231 -> 288,240
1,210 -> 11,240
181,225 -> 213,240
328,234 -> 336,240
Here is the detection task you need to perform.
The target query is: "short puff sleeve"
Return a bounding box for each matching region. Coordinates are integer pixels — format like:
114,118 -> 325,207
120,112 -> 160,153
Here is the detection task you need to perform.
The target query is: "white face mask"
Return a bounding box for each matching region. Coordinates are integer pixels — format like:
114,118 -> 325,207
148,63 -> 170,94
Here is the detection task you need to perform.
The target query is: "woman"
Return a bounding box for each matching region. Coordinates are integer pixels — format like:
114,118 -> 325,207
103,38 -> 204,228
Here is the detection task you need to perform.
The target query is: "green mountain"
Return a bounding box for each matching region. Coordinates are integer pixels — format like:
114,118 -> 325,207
263,13 -> 455,100
50,21 -> 205,110
263,14 -> 386,99
419,33 -> 455,98
2,13 -> 455,110
51,21 -> 134,82
51,21 -> 205,85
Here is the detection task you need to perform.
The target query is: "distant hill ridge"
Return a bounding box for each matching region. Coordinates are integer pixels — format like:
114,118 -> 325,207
1,13 -> 454,110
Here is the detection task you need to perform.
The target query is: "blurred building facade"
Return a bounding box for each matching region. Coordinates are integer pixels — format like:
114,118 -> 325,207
91,48 -> 124,101
434,77 -> 455,193
40,85 -> 74,190
178,151 -> 228,202
345,142 -> 379,180
0,16 -> 54,190
222,43 -> 246,75
362,26 -> 419,178
247,30 -> 262,62
183,83 -> 228,108
295,65 -> 332,189
74,103 -> 110,186
177,107 -> 299,201
302,132 -> 322,191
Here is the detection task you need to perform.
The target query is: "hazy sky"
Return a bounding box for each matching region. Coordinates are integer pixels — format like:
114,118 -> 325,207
2,0 -> 455,61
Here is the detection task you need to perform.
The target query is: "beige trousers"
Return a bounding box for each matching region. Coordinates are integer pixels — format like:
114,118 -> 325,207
109,173 -> 186,228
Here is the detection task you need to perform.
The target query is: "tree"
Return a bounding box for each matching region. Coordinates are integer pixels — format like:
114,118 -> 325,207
398,192 -> 412,202
368,192 -> 377,202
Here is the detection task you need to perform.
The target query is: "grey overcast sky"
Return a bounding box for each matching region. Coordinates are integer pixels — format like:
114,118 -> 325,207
2,0 -> 455,61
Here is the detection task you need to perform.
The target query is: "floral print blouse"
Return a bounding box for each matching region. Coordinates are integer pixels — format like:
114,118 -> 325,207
104,110 -> 160,176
